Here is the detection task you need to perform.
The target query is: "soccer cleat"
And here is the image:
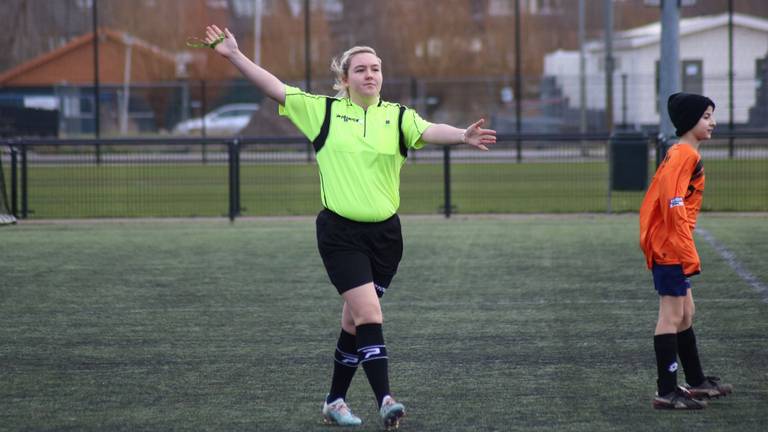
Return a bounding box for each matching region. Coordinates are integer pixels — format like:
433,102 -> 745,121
682,376 -> 733,399
653,387 -> 707,410
322,397 -> 363,427
379,395 -> 405,430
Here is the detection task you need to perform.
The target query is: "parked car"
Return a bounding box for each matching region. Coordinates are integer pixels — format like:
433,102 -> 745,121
173,103 -> 259,136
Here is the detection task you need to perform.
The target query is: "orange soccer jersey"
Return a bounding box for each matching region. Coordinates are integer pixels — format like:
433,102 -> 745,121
639,143 -> 705,276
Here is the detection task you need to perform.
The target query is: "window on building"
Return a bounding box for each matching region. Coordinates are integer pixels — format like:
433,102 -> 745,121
597,56 -> 621,72
206,0 -> 229,9
527,0 -> 565,15
489,0 -> 513,16
654,59 -> 704,112
757,58 -> 767,89
682,60 -> 702,95
471,0 -> 484,21
427,38 -> 443,58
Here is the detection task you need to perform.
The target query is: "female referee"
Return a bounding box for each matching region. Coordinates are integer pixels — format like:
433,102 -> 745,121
201,25 -> 496,429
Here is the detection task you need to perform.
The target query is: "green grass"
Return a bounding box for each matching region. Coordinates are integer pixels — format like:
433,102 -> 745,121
11,158 -> 768,218
1,214 -> 767,431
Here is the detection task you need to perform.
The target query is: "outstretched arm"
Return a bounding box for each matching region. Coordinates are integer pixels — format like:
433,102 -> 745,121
420,119 -> 497,151
205,25 -> 286,105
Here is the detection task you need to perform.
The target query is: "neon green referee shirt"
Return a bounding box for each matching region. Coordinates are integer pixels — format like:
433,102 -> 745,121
279,85 -> 433,222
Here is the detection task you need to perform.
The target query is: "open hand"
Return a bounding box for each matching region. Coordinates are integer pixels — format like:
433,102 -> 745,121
205,25 -> 238,58
463,119 -> 497,151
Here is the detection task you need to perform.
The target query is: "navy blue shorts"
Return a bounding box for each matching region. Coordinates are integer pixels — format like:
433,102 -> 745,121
316,209 -> 403,298
652,263 -> 691,297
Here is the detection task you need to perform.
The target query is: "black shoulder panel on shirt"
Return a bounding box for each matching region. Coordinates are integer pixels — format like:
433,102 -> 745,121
691,159 -> 704,181
398,105 -> 407,158
312,98 -> 336,153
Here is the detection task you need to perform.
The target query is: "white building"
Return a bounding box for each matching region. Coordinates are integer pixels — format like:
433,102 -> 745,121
544,13 -> 768,128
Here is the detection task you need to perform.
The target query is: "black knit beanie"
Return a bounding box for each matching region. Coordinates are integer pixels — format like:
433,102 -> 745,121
667,92 -> 715,137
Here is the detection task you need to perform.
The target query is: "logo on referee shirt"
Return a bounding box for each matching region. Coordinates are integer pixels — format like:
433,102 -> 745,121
336,114 -> 360,123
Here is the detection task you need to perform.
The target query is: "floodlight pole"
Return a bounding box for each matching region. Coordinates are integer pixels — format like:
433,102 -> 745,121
92,0 -> 101,162
253,0 -> 263,66
658,0 -> 680,165
514,0 -> 522,163
304,0 -> 311,92
603,0 -> 614,132
728,0 -> 734,158
579,0 -> 588,157
579,0 -> 587,135
604,0 -> 614,214
304,0 -> 312,162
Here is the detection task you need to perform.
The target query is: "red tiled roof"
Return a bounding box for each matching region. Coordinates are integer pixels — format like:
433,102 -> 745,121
0,28 -> 177,85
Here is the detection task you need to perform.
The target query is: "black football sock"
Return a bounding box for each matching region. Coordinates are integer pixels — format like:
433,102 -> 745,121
327,329 -> 359,403
654,333 -> 679,396
356,323 -> 390,408
677,326 -> 706,387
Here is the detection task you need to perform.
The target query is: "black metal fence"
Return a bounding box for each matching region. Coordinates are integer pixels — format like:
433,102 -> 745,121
2,132 -> 767,220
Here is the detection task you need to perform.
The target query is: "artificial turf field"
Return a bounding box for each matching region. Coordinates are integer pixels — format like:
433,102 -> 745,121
1,214 -> 767,431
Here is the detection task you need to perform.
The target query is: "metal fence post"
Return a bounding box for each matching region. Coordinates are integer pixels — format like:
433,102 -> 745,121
606,137 -> 612,214
443,146 -> 452,218
20,143 -> 28,219
10,144 -> 18,217
201,80 -> 208,164
228,138 -> 241,221
234,139 -> 241,218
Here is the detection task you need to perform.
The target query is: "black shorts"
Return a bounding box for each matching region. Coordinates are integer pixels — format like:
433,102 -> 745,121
316,209 -> 403,297
652,263 -> 691,297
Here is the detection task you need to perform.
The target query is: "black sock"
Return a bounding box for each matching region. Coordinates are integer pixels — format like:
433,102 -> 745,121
654,333 -> 679,396
677,326 -> 706,387
356,323 -> 390,408
327,329 -> 359,403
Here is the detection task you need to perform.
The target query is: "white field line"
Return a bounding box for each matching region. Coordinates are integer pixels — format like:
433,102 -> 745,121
105,298 -> 752,314
698,228 -> 768,303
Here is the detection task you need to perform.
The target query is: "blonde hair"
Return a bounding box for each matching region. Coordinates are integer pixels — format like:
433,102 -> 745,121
330,46 -> 380,98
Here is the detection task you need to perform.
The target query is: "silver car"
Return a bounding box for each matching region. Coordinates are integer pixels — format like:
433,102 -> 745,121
173,103 -> 259,136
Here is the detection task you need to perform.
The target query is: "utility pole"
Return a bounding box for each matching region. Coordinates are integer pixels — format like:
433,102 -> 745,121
728,0 -> 734,158
253,0 -> 263,65
579,0 -> 587,134
304,0 -> 312,162
579,0 -> 588,156
514,0 -> 522,163
92,0 -> 101,161
603,0 -> 614,132
658,0 -> 681,163
304,0 -> 311,92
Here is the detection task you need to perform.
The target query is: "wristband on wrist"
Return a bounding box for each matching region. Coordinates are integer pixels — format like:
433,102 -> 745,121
185,34 -> 225,49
